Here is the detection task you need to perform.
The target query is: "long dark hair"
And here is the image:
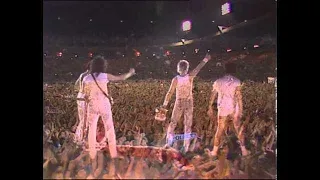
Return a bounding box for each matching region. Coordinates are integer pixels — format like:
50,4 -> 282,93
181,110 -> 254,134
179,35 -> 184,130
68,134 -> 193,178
89,55 -> 107,77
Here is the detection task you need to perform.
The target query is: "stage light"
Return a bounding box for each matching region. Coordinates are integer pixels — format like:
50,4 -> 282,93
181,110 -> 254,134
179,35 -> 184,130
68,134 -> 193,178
150,20 -> 153,23
182,20 -> 191,31
74,54 -> 78,58
195,49 -> 199,53
122,54 -> 125,57
88,52 -> 93,57
227,49 -> 232,52
56,52 -> 62,57
44,53 -> 47,56
254,45 -> 259,48
153,53 -> 156,57
244,20 -> 247,22
89,19 -> 92,22
221,2 -> 231,15
120,20 -> 123,23
57,17 -> 60,20
244,47 -> 247,50
207,49 -> 210,52
135,51 -> 141,57
212,20 -> 215,23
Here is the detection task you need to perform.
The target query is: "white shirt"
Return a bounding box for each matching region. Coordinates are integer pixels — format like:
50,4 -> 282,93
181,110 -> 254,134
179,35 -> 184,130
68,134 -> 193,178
212,75 -> 241,116
82,73 -> 110,103
176,75 -> 193,100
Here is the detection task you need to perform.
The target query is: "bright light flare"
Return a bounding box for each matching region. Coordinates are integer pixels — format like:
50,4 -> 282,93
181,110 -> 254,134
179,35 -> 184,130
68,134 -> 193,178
254,45 -> 259,48
221,3 -> 231,15
227,49 -> 232,52
182,20 -> 191,31
56,52 -> 62,57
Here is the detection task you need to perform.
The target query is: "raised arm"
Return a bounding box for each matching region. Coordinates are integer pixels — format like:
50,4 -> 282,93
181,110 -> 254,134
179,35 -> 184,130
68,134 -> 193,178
107,68 -> 135,82
162,77 -> 178,108
189,53 -> 212,77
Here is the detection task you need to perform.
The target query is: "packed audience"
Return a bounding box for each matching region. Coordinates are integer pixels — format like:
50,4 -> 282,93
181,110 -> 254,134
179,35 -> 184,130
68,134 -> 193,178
43,33 -> 276,179
43,33 -> 276,83
43,48 -> 276,83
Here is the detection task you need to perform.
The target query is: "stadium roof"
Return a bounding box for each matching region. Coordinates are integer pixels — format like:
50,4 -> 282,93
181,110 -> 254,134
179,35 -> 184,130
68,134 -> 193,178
43,0 -> 276,38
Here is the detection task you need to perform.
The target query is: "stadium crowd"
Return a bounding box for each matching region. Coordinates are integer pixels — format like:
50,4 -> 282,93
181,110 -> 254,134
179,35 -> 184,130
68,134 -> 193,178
43,33 -> 276,83
43,32 -> 276,179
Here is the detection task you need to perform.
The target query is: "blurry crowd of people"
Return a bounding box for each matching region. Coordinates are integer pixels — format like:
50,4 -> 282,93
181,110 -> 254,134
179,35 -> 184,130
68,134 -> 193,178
43,46 -> 276,83
43,32 -> 276,84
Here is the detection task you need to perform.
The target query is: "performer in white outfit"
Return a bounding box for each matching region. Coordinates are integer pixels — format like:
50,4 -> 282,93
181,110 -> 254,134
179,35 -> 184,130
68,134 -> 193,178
81,55 -> 135,160
74,61 -> 90,143
207,62 -> 249,158
163,54 -> 211,153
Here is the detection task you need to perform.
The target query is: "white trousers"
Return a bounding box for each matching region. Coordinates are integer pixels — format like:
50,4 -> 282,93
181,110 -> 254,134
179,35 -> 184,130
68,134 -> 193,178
87,99 -> 117,159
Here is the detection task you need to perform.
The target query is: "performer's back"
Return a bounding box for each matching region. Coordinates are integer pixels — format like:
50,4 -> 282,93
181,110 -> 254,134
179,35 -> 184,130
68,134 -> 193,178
214,75 -> 240,116
83,73 -> 110,103
175,74 -> 193,100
